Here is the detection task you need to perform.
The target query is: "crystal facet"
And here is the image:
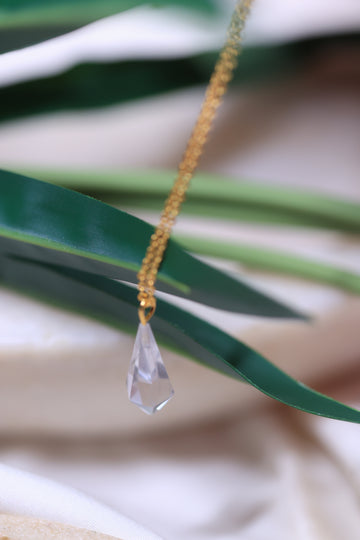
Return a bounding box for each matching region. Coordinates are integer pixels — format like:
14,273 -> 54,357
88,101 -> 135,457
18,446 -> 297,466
127,323 -> 174,414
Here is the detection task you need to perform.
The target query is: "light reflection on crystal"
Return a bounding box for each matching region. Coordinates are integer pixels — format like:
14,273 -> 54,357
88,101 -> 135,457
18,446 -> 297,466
127,323 -> 174,414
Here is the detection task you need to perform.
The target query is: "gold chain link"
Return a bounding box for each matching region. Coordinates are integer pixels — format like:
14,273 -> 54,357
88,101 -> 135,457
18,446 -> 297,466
138,0 -> 254,324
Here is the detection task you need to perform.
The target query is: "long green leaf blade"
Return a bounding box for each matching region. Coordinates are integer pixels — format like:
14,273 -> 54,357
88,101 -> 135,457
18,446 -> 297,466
0,0 -> 217,53
0,0 -> 216,27
25,168 -> 360,232
1,35 -> 357,116
176,236 -> 360,295
0,45 -> 295,118
1,254 -> 359,424
0,169 -> 303,319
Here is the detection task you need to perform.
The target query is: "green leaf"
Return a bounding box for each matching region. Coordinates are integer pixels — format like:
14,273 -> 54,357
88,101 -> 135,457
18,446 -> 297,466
0,168 -> 303,319
22,168 -> 360,295
1,35 -> 357,119
176,235 -> 360,295
1,0 -> 216,25
0,46 -> 296,120
23,168 -> 360,232
0,25 -> 77,53
0,0 -> 217,53
1,254 -> 359,423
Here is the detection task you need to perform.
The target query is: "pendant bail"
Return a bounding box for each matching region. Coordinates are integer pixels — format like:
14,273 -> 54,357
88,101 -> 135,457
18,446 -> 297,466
138,295 -> 156,325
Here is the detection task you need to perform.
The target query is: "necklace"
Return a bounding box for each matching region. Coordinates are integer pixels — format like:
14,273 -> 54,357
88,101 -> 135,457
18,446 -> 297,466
127,0 -> 254,414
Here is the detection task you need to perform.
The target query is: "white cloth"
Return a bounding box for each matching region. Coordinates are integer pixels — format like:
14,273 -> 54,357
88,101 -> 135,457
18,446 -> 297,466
0,464 -> 161,539
1,387 -> 360,539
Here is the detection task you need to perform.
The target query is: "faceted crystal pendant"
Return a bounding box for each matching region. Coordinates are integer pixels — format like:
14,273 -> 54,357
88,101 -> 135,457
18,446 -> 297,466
127,323 -> 174,414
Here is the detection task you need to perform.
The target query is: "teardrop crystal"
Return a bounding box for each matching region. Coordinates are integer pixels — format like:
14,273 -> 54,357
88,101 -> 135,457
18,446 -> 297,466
127,323 -> 174,414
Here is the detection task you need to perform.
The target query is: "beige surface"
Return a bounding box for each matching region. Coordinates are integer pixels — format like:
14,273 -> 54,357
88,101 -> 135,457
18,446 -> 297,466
0,515 -> 120,540
1,374 -> 360,540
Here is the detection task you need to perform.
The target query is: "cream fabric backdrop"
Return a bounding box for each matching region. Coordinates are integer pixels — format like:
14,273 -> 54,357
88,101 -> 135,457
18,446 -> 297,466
0,464 -> 161,539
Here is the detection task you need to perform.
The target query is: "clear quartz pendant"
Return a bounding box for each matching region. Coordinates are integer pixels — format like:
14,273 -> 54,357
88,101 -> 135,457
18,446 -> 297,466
127,323 -> 174,414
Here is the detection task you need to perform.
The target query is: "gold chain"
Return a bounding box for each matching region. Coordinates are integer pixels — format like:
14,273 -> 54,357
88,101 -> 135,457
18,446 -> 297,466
137,0 -> 254,325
